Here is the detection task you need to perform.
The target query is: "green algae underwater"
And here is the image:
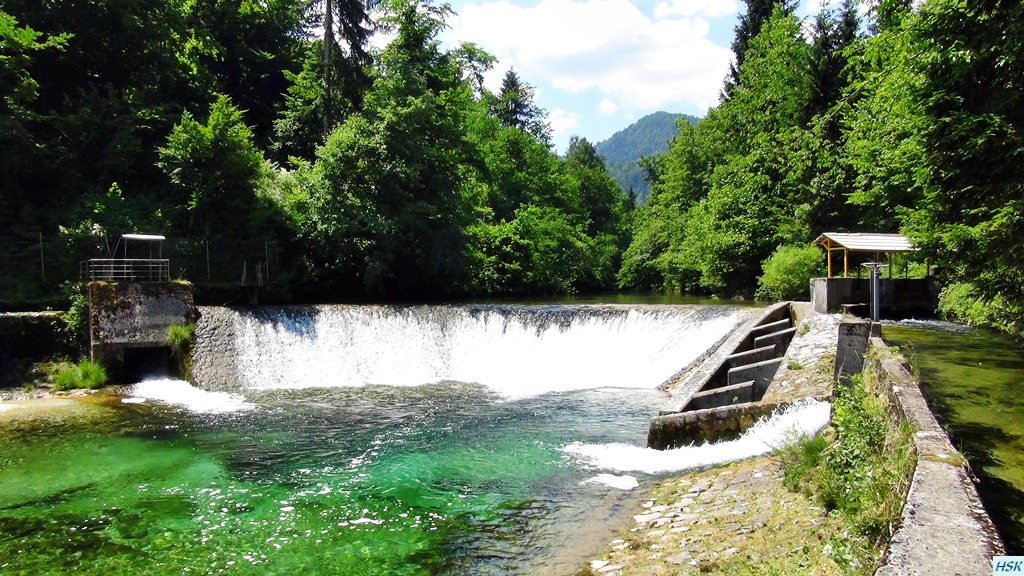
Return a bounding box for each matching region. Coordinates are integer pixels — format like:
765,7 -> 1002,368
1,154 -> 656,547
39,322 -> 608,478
885,321 -> 1024,554
0,383 -> 675,575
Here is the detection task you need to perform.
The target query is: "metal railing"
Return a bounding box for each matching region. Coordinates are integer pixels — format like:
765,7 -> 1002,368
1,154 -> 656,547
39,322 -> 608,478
80,259 -> 171,283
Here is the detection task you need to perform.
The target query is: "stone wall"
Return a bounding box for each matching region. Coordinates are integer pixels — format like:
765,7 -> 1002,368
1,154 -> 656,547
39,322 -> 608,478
87,281 -> 195,381
189,306 -> 244,391
0,312 -> 62,362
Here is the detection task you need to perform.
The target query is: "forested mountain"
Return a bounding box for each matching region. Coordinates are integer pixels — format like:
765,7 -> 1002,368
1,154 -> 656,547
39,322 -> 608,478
595,112 -> 699,206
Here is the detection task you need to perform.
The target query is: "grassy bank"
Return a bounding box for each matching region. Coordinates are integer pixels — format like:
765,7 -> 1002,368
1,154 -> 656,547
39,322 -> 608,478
579,370 -> 915,575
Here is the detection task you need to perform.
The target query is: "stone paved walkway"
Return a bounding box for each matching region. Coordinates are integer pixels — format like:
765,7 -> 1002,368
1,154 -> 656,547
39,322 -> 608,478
585,458 -> 845,575
762,307 -> 840,404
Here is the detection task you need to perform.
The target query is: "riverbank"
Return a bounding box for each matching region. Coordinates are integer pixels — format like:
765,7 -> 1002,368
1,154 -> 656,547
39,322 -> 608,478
581,457 -> 846,575
576,309 -> 1004,576
578,307 -> 844,575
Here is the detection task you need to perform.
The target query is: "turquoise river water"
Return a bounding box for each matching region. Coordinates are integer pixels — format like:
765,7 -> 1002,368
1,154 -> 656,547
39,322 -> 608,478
0,305 -> 829,575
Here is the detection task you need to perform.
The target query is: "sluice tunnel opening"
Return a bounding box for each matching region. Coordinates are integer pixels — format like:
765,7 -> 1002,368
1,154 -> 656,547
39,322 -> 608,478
122,345 -> 178,382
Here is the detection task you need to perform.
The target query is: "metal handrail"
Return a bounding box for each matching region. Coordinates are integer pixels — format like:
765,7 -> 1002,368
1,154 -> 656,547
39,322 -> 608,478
80,259 -> 171,283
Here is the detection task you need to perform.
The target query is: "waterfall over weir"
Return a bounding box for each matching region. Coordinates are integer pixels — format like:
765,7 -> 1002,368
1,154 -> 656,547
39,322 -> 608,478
192,304 -> 752,397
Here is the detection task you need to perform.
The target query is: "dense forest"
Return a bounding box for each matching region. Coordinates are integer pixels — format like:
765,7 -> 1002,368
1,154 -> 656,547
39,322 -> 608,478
0,0 -> 631,303
595,111 -> 698,206
621,0 -> 1024,335
1,0 -> 1022,335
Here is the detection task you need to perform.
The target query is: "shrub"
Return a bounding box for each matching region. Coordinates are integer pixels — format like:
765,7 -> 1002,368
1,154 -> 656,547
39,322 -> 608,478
777,373 -> 914,573
166,323 -> 195,379
52,359 -> 108,391
755,244 -> 825,301
58,281 -> 89,354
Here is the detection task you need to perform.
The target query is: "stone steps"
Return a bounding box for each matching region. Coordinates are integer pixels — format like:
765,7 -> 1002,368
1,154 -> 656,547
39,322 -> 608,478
648,302 -> 801,449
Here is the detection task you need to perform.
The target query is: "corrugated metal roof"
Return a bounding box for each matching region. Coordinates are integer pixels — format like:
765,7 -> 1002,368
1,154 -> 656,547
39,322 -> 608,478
813,232 -> 915,252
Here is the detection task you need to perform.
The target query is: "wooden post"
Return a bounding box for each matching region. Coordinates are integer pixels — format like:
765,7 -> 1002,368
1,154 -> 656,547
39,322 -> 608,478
844,248 -> 849,278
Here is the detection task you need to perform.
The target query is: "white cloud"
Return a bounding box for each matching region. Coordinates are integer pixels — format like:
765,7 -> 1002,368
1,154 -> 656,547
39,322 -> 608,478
546,109 -> 580,135
597,99 -> 619,115
447,0 -> 733,112
654,0 -> 737,19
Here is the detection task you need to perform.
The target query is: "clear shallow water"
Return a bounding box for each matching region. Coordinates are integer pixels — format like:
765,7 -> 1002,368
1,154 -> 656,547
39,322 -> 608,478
1,383 -> 667,575
0,304 -> 828,575
884,321 -> 1024,553
0,384 -> 829,576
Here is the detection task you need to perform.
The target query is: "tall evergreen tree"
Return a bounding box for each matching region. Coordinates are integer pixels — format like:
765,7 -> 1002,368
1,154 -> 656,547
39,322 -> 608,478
721,0 -> 796,100
807,0 -> 860,122
304,0 -> 376,135
492,68 -> 550,143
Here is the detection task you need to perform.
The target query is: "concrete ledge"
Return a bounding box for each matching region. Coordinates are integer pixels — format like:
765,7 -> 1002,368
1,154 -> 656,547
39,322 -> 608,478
724,345 -> 778,370
727,358 -> 783,397
648,400 -> 785,450
748,318 -> 791,339
685,381 -> 755,411
753,327 -> 796,351
871,339 -> 1005,575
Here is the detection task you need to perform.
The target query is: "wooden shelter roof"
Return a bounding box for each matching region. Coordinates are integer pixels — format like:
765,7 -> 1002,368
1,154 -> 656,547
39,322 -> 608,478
813,232 -> 914,253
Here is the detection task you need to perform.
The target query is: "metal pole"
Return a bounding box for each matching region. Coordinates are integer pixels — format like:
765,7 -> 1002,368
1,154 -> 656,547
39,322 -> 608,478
871,265 -> 880,322
39,232 -> 45,282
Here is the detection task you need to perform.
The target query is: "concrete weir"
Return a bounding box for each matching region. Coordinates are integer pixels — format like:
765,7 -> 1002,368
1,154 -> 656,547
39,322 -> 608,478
648,302 -> 806,449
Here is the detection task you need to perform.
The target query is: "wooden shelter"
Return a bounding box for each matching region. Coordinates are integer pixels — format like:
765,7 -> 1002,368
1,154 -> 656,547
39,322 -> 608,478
813,232 -> 916,278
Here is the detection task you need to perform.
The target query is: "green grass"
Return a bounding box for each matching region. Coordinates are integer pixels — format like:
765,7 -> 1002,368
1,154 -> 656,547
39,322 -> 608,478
166,323 -> 195,380
51,359 -> 108,391
776,372 -> 915,574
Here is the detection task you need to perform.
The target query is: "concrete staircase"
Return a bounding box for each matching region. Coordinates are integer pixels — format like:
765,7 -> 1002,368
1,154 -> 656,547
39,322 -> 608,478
647,302 -> 798,449
681,307 -> 796,412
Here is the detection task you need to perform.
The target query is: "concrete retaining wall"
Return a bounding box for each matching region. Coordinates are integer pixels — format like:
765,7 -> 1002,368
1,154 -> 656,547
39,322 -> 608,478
870,338 -> 1004,575
648,400 -> 787,450
88,281 -> 195,382
810,277 -> 937,317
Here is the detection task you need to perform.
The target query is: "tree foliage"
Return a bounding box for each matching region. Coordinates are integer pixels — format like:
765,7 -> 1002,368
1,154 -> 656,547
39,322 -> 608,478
4,0 -> 1024,337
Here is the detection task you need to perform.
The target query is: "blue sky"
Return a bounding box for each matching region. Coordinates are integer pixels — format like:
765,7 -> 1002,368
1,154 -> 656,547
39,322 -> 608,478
435,0 -> 832,152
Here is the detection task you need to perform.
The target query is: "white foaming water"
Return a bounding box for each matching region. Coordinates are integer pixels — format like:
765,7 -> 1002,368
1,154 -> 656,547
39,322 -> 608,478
563,399 -> 832,475
229,305 -> 743,398
125,378 -> 254,413
581,473 -> 640,490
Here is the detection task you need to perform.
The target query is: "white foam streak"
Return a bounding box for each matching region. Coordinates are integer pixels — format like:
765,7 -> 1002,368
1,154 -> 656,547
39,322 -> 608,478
581,473 -> 640,490
563,399 -> 832,475
125,378 -> 254,413
231,306 -> 742,399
